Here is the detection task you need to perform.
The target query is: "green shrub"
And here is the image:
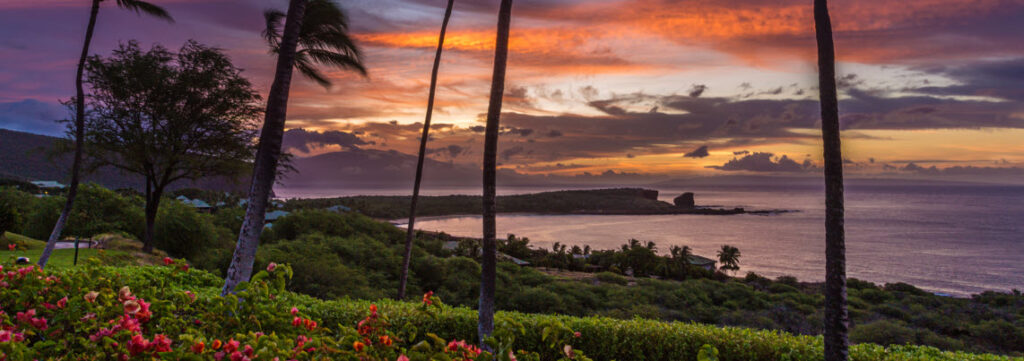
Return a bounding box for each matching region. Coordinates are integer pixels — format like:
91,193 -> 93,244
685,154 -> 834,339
595,271 -> 629,285
153,200 -> 224,260
851,320 -> 917,346
268,209 -> 402,243
22,183 -> 144,240
0,203 -> 20,238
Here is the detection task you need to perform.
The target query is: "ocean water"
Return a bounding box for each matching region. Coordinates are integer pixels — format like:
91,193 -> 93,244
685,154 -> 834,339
277,182 -> 1024,296
382,183 -> 1024,297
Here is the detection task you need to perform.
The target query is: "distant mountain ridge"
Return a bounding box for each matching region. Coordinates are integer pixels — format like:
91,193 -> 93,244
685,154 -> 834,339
0,128 -> 246,192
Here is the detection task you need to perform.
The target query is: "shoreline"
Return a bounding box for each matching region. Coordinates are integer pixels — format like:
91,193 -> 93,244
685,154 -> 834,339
389,223 -> 997,299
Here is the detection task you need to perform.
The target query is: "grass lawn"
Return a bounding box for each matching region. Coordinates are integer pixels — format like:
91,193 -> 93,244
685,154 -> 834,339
2,231 -> 139,268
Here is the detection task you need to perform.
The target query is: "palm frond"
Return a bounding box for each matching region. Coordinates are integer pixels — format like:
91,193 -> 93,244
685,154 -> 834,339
303,48 -> 367,76
293,53 -> 332,88
262,9 -> 286,48
116,0 -> 174,22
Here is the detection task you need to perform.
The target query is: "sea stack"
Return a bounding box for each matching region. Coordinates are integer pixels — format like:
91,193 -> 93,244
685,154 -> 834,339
674,192 -> 695,208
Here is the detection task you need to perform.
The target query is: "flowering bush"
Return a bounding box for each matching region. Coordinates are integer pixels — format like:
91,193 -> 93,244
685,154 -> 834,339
0,259 -> 588,361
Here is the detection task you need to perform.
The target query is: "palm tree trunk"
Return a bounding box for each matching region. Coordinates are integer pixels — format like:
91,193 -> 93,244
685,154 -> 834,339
814,1 -> 849,360
221,0 -> 308,296
479,0 -> 513,346
398,0 -> 456,301
39,0 -> 101,268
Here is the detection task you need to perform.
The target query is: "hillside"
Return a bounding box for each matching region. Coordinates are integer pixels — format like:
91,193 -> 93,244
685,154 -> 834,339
0,128 -> 246,192
283,188 -> 748,218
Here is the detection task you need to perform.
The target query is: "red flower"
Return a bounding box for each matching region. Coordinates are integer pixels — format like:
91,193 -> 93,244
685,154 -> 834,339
7,244 -> 15,251
128,334 -> 151,356
574,331 -> 581,338
243,344 -> 254,357
57,296 -> 68,309
422,291 -> 434,305
379,335 -> 393,346
211,339 -> 223,350
266,262 -> 277,272
353,341 -> 365,352
152,334 -> 172,352
230,351 -> 248,361
163,257 -> 173,265
292,316 -> 301,327
224,339 -> 240,353
192,341 -> 205,354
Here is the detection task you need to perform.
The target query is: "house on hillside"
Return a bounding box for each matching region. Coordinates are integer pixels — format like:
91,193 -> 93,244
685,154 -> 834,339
327,204 -> 351,213
176,195 -> 212,213
264,210 -> 290,225
30,180 -> 65,196
688,255 -> 716,271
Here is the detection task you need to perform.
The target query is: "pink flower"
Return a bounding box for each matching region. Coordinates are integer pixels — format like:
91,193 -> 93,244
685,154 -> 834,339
7,244 -> 15,251
163,257 -> 173,265
84,291 -> 99,303
57,296 -> 68,308
397,355 -> 410,361
30,317 -> 48,330
266,262 -> 277,272
214,351 -> 226,361
123,300 -> 141,314
574,331 -> 581,338
290,307 -> 298,315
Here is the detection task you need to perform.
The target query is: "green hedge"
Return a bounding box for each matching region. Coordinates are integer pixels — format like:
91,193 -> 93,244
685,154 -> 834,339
50,266 -> 1024,361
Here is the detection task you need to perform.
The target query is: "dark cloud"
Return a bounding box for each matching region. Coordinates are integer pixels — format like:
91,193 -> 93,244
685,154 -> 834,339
688,84 -> 707,98
707,152 -> 811,172
546,130 -> 563,137
282,128 -> 372,153
733,150 -> 750,155
469,125 -> 487,133
427,144 -> 465,159
501,126 -> 534,137
501,145 -> 526,161
683,145 -> 709,158
900,163 -> 1024,176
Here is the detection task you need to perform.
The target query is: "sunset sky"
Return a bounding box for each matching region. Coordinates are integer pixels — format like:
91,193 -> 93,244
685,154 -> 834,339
2,0 -> 1023,182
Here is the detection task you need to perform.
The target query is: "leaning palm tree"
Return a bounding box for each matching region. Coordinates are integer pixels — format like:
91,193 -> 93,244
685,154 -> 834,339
397,0 -> 456,301
38,0 -> 173,268
221,0 -> 366,295
479,0 -> 513,346
814,0 -> 849,360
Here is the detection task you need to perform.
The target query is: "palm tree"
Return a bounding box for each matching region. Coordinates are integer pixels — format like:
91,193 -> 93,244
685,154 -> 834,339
221,0 -> 366,295
397,0 -> 456,301
717,245 -> 740,275
814,0 -> 849,360
669,245 -> 692,277
479,0 -> 513,346
38,0 -> 172,268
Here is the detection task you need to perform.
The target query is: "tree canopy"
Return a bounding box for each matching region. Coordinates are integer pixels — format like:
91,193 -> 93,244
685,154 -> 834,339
73,40 -> 261,251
